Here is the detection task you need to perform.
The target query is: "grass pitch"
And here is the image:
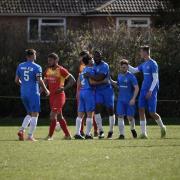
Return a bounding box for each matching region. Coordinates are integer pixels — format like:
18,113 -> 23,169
0,125 -> 180,180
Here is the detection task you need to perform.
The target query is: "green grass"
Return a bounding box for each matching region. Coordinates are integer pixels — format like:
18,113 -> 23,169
0,126 -> 180,180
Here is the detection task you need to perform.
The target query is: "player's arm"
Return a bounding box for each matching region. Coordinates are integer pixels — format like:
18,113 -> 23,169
146,62 -> 159,99
64,74 -> 76,91
110,77 -> 118,88
129,75 -> 139,105
56,74 -> 76,94
89,77 -> 109,85
37,77 -> 50,96
129,85 -> 139,105
150,73 -> 158,92
36,67 -> 50,96
146,73 -> 158,99
76,76 -> 81,99
15,75 -> 21,85
76,76 -> 81,90
86,73 -> 106,81
15,66 -> 21,85
128,65 -> 140,74
39,79 -> 48,94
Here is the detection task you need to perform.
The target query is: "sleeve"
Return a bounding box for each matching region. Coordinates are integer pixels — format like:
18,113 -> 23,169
16,65 -> 20,77
137,64 -> 143,72
149,73 -> 158,91
130,74 -> 138,86
60,67 -> 70,79
128,65 -> 140,74
35,66 -> 42,77
99,64 -> 108,75
151,61 -> 158,73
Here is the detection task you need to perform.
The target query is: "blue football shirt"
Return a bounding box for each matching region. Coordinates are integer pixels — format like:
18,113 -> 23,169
16,60 -> 42,96
138,59 -> 159,91
93,61 -> 111,89
117,71 -> 138,102
79,66 -> 95,90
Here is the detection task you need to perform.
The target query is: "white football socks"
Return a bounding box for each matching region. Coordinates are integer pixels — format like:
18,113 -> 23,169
140,120 -> 147,135
118,117 -> 125,135
94,113 -> 103,132
109,115 -> 115,132
28,117 -> 38,138
76,117 -> 82,135
86,118 -> 92,136
155,118 -> 165,129
129,118 -> 135,130
20,115 -> 32,131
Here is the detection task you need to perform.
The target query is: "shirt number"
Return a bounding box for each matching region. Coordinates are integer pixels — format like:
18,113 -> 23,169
24,70 -> 29,81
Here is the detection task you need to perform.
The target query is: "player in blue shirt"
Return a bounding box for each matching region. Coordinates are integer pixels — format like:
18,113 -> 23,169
129,46 -> 166,139
15,49 -> 49,141
74,54 -> 108,139
74,54 -> 95,139
85,51 -> 115,139
116,59 -> 139,139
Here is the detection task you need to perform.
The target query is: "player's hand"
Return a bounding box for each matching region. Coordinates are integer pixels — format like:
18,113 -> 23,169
45,89 -> 50,96
55,87 -> 64,94
146,91 -> 152,99
129,98 -> 135,105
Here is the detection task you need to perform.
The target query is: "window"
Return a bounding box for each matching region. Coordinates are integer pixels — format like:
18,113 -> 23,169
27,18 -> 66,42
116,17 -> 150,39
129,18 -> 150,28
116,17 -> 150,29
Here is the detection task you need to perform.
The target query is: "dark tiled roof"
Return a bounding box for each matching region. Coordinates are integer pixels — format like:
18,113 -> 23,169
0,0 -> 107,15
0,0 -> 172,16
93,0 -> 172,14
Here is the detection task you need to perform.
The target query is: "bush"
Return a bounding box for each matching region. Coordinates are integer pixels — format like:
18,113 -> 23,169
0,24 -> 179,117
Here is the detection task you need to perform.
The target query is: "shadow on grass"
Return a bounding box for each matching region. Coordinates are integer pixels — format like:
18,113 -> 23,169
0,137 -> 180,142
113,144 -> 180,148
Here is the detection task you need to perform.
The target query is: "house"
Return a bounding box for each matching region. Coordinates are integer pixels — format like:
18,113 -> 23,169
0,0 -> 172,43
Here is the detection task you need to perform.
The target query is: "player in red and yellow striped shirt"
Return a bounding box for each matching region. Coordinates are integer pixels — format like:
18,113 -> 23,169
44,53 -> 76,140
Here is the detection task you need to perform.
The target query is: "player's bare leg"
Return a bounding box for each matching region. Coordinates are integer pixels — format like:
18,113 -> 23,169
27,112 -> 38,141
107,107 -> 115,139
85,112 -> 94,139
74,112 -> 85,139
127,116 -> 137,138
57,112 -> 71,140
149,112 -> 166,138
18,113 -> 32,141
118,115 -> 125,139
139,108 -> 148,139
94,104 -> 104,139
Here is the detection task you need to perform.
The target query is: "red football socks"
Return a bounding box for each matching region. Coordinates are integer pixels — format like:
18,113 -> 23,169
59,119 -> 70,136
48,119 -> 56,137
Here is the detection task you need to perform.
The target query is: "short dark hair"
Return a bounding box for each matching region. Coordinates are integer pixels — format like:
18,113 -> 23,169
93,50 -> 102,56
25,49 -> 36,57
140,45 -> 150,55
82,54 -> 92,65
48,53 -> 59,61
120,59 -> 129,66
79,50 -> 89,57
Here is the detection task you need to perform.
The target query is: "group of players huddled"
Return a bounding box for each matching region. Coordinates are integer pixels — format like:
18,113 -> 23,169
15,46 -> 166,141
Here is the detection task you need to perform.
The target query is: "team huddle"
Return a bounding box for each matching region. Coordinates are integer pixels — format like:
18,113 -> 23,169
15,46 -> 166,141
